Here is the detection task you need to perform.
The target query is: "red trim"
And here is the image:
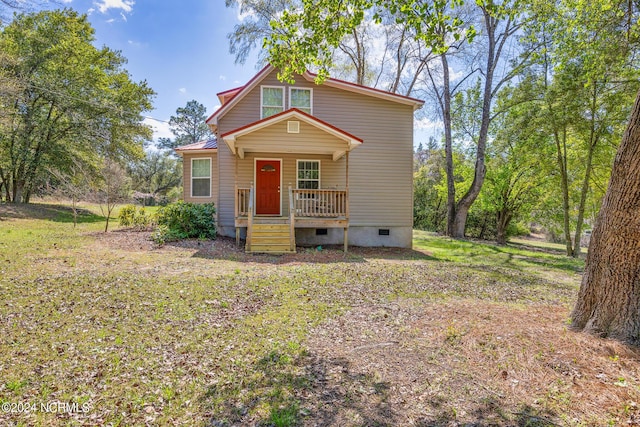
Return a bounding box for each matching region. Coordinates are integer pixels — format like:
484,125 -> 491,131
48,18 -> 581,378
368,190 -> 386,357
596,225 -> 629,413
207,63 -> 424,125
304,71 -> 424,105
206,64 -> 273,124
221,108 -> 363,143
216,86 -> 244,97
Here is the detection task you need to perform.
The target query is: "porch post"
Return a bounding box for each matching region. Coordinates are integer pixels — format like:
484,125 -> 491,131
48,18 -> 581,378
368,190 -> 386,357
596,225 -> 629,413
235,155 -> 239,246
344,151 -> 349,253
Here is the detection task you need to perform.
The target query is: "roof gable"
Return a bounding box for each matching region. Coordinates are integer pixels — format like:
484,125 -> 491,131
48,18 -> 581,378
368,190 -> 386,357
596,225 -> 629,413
221,108 -> 362,161
206,65 -> 424,128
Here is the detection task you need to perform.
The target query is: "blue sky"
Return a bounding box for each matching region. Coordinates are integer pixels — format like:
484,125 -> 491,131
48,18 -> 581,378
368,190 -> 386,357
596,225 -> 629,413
38,0 -> 434,146
42,0 -> 261,143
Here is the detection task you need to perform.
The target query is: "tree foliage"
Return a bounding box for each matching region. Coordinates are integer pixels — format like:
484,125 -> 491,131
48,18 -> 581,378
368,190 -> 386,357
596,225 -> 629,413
157,100 -> 212,151
0,9 -> 154,203
128,150 -> 182,201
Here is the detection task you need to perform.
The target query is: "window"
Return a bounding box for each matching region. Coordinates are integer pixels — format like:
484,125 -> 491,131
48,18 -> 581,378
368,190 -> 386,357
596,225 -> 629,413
261,86 -> 284,118
290,88 -> 312,114
191,158 -> 211,197
297,160 -> 320,190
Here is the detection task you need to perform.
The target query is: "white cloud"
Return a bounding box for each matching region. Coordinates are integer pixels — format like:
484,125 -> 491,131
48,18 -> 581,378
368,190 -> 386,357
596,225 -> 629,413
120,12 -> 127,21
219,75 -> 226,81
106,18 -> 115,23
143,117 -> 173,141
179,88 -> 187,94
94,0 -> 134,14
449,67 -> 465,82
414,117 -> 442,131
87,7 -> 95,14
127,40 -> 144,48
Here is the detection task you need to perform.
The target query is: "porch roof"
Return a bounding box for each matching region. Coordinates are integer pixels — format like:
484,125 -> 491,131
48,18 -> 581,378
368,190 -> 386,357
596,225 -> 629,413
220,108 -> 363,161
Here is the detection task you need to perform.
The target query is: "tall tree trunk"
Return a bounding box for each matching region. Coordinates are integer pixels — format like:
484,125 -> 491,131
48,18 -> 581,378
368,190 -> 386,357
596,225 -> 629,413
571,90 -> 640,344
572,84 -> 600,258
441,54 -> 456,237
554,128 -> 573,256
450,10 -> 496,238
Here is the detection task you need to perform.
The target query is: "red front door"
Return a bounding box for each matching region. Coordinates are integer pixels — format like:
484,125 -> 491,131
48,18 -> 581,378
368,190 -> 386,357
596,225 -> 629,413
256,160 -> 281,215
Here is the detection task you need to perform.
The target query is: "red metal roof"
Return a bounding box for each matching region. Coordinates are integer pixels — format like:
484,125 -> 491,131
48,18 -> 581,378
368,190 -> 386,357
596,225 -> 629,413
174,138 -> 218,151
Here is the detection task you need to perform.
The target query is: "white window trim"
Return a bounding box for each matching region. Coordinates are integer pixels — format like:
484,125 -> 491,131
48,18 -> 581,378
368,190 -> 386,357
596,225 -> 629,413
296,159 -> 321,190
254,158 -> 283,216
289,87 -> 313,115
191,157 -> 211,198
260,85 -> 285,119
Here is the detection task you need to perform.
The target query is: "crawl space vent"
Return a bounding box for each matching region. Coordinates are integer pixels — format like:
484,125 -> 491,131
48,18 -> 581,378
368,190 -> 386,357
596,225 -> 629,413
287,121 -> 300,133
378,229 -> 390,236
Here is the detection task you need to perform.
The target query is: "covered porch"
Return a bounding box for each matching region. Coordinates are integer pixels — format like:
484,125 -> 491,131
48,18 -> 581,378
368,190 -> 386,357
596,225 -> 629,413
221,109 -> 362,253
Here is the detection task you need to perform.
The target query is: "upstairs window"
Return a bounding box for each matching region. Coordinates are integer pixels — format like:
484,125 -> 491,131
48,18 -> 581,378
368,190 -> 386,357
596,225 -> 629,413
191,158 -> 211,198
290,88 -> 312,114
261,86 -> 284,118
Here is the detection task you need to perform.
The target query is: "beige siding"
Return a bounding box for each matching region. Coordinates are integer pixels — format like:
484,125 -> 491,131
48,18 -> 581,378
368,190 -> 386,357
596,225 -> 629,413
236,121 -> 350,154
182,152 -> 218,206
217,68 -> 414,229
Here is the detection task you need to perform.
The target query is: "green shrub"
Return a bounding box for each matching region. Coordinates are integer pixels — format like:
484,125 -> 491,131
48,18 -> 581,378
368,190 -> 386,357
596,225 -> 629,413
119,205 -> 154,230
153,201 -> 216,243
118,205 -> 137,227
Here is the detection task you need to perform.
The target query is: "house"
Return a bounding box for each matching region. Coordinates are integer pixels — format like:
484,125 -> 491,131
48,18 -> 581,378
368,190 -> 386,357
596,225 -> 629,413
175,65 -> 424,253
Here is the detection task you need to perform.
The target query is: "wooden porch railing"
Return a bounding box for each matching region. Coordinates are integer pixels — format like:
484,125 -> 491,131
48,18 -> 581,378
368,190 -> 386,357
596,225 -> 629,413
236,186 -> 251,217
288,186 -> 295,249
246,185 -> 254,248
236,187 -> 348,218
292,189 -> 348,218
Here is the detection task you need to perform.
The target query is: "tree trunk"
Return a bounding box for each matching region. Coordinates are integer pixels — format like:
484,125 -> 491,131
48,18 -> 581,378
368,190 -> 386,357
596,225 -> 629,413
571,89 -> 640,344
496,210 -> 511,245
441,54 -> 456,237
572,84 -> 600,258
554,128 -> 573,256
450,8 -> 495,238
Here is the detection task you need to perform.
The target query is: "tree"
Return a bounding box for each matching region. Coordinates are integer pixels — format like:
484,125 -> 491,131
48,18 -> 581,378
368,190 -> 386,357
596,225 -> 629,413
94,158 -> 130,232
48,158 -> 95,228
226,0 -> 438,94
481,85 -> 548,244
523,0 -> 639,256
571,89 -> 640,344
157,100 -> 212,151
128,150 -> 182,199
0,9 -> 153,203
264,0 -> 527,238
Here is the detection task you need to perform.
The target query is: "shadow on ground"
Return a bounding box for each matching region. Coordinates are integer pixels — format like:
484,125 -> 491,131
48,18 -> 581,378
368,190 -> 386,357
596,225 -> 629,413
171,237 -> 438,265
0,202 -> 104,223
201,349 -> 558,427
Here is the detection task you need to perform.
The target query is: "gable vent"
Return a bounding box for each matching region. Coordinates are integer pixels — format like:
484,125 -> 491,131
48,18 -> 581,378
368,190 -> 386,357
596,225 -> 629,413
287,121 -> 300,133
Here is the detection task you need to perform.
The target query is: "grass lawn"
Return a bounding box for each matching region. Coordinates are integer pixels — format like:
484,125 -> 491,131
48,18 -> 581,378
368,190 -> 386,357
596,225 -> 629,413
1,203 -> 639,426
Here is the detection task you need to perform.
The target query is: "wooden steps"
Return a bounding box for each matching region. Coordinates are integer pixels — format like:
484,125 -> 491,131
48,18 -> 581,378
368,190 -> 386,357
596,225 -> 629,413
247,218 -> 295,254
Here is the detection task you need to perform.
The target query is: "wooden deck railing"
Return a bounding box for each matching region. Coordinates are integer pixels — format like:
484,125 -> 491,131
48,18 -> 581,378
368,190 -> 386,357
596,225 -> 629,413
236,187 -> 348,219
292,189 -> 348,217
246,185 -> 254,248
236,187 -> 251,217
